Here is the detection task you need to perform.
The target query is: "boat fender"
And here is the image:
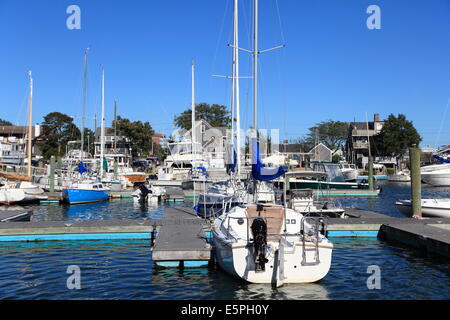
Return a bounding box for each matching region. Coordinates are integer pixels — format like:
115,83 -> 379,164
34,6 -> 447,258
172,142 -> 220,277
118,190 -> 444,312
251,217 -> 269,272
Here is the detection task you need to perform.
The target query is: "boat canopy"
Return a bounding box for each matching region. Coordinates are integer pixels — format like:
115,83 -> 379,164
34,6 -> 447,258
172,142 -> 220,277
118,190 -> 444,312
251,138 -> 287,181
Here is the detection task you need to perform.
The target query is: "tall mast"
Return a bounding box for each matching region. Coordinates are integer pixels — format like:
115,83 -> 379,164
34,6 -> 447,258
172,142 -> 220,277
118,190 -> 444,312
234,0 -> 241,175
80,47 -> 90,161
27,71 -> 33,177
191,61 -> 196,165
114,99 -> 117,151
252,0 -> 259,132
100,65 -> 105,177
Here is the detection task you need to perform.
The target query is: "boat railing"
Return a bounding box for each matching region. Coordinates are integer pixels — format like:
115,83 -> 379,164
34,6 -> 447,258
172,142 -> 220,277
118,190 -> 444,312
300,216 -> 328,266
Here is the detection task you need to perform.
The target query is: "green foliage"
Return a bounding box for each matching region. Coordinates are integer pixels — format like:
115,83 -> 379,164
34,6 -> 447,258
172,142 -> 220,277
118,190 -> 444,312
174,103 -> 231,130
373,114 -> 422,158
39,112 -> 80,160
113,116 -> 154,158
83,128 -> 95,155
0,118 -> 13,126
305,120 -> 349,150
332,154 -> 342,163
386,168 -> 396,175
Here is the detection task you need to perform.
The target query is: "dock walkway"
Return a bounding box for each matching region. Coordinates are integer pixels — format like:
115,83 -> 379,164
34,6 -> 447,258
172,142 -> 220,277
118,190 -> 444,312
152,208 -> 211,268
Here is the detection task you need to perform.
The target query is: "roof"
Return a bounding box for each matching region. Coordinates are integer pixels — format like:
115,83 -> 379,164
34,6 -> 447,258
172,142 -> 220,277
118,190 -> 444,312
0,126 -> 38,138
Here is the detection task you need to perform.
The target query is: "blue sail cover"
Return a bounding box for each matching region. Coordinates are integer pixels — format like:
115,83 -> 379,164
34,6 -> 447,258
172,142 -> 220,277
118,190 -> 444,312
433,155 -> 450,163
226,145 -> 237,174
77,161 -> 90,174
251,138 -> 287,181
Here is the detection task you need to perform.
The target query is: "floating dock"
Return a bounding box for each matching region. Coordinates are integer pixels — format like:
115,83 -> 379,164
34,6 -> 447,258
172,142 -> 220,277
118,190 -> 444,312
0,206 -> 448,261
163,187 -> 186,202
152,208 -> 210,268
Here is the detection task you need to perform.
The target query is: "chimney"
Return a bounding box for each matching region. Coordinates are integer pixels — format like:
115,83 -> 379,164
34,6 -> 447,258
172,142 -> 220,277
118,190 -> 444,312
374,113 -> 380,122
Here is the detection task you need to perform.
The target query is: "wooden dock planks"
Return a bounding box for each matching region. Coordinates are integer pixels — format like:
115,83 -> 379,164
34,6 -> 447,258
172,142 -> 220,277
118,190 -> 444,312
152,207 -> 211,268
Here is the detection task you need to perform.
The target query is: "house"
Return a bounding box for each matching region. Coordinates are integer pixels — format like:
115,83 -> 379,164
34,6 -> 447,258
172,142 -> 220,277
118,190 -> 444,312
94,127 -> 132,164
0,125 -> 41,165
345,114 -> 384,169
308,143 -> 332,162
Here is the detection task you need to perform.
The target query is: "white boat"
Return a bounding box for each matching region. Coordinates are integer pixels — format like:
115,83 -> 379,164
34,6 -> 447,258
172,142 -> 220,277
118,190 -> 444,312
339,163 -> 359,181
0,188 -> 26,204
421,163 -> 450,186
212,0 -> 333,285
395,199 -> 450,218
213,204 -> 333,284
388,170 -> 411,182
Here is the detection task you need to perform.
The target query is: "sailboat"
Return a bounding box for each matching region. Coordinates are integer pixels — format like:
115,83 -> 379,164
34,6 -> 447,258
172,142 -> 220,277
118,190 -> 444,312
0,71 -> 44,204
63,63 -> 110,204
212,0 -> 333,285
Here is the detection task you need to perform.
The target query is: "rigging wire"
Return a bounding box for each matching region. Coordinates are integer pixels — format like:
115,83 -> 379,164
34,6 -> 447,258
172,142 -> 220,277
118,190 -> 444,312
434,96 -> 450,150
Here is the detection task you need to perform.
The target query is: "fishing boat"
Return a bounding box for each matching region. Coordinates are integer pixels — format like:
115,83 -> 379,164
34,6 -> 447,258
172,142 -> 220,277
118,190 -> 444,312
339,162 -> 359,181
288,162 -> 371,190
285,172 -> 345,218
395,199 -> 450,218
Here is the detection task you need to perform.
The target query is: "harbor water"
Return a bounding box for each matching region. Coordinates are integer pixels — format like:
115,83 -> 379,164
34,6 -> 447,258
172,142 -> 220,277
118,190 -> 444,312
0,181 -> 449,300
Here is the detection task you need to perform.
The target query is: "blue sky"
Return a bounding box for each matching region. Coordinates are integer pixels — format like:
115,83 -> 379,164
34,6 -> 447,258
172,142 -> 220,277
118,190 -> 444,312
1,0 -> 449,148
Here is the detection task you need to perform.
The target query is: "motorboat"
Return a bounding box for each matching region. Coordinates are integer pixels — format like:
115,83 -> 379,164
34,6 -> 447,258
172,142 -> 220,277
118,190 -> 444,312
339,163 -> 359,182
388,170 -> 411,182
395,199 -> 450,218
421,163 -> 450,187
284,162 -> 372,190
284,172 -> 345,218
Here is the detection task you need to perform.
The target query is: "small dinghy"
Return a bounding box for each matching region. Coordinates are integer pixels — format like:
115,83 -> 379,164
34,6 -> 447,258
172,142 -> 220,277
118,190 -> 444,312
395,199 -> 450,218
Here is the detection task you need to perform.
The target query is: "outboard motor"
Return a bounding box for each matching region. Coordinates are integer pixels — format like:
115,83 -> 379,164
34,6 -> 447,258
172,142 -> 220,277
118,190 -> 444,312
251,217 -> 269,272
138,184 -> 150,202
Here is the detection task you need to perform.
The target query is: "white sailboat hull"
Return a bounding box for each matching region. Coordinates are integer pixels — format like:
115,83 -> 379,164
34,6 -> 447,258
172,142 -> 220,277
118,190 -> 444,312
213,236 -> 332,284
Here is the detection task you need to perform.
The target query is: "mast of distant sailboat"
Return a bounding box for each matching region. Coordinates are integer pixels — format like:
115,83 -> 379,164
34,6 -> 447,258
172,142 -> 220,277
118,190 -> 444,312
27,71 -> 33,177
100,65 -> 105,177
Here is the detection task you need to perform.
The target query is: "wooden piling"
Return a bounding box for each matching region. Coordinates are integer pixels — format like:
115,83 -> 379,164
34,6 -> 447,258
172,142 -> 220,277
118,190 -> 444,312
409,145 -> 422,217
368,156 -> 374,191
50,156 -> 55,193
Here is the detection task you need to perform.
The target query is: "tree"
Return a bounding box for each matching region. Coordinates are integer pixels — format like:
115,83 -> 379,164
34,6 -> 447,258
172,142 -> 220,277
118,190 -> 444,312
174,103 -> 231,130
39,112 -> 81,159
113,116 -> 154,158
305,120 -> 349,150
373,114 -> 422,158
0,118 -> 13,126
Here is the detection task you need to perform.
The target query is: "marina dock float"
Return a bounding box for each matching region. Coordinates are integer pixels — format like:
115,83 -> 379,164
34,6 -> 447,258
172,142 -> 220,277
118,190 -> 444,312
152,208 -> 211,268
109,191 -> 134,199
163,187 -> 186,202
0,206 -> 448,260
